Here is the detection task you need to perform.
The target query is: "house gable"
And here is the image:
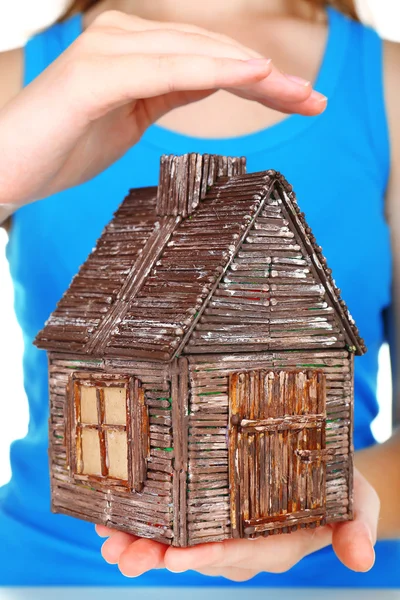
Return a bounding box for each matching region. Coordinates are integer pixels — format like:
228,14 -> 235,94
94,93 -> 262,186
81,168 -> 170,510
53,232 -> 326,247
184,176 -> 365,355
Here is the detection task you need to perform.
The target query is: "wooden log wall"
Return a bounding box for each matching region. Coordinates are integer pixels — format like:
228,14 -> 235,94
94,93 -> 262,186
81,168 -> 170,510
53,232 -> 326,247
186,349 -> 353,545
48,352 -> 175,544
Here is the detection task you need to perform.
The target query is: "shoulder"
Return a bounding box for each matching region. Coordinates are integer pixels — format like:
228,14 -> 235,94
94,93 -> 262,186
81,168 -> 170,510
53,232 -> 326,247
384,41 -> 400,132
0,48 -> 23,111
384,40 -> 400,290
0,48 -> 22,229
384,37 -> 400,66
383,41 -> 400,372
384,41 -> 400,200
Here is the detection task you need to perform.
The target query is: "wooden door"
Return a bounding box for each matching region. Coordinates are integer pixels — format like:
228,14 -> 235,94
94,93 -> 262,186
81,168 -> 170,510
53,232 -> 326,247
229,370 -> 327,538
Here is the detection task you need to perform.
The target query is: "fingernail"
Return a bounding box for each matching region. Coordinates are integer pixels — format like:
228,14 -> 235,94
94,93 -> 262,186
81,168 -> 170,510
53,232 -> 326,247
167,568 -> 187,574
95,527 -> 110,538
366,523 -> 376,547
370,547 -> 376,569
119,570 -> 143,579
366,525 -> 373,545
311,90 -> 328,103
283,73 -> 311,87
246,58 -> 272,68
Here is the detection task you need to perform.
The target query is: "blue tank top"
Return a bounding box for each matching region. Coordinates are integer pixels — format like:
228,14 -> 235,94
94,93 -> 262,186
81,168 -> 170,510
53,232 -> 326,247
0,7 -> 396,587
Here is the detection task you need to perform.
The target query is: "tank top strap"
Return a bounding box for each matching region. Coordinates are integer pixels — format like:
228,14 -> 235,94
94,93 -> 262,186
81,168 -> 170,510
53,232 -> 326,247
323,7 -> 390,190
357,19 -> 391,184
24,14 -> 83,86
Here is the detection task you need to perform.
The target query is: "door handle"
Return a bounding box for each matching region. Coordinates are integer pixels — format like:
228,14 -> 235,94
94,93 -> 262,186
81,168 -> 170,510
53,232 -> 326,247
295,449 -> 332,462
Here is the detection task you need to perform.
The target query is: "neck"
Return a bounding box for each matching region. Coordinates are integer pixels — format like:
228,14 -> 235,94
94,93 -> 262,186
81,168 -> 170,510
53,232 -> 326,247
94,0 -> 317,25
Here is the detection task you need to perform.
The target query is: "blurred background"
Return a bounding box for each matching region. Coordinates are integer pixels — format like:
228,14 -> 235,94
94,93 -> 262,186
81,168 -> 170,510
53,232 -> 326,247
0,0 -> 399,485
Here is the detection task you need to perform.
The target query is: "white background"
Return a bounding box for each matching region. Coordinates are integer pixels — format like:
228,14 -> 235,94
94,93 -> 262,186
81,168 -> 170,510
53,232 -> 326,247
0,0 -> 398,485
0,0 -> 399,51
1,587 -> 400,600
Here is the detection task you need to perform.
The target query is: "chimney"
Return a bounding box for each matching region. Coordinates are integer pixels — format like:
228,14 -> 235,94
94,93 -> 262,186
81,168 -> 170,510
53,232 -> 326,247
156,153 -> 246,218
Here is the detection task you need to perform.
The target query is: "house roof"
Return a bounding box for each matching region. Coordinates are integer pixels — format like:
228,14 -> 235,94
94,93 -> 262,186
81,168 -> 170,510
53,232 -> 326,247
35,156 -> 366,360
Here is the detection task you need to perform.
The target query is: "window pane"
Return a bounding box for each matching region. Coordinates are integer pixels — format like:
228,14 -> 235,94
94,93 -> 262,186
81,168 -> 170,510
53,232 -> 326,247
80,386 -> 98,424
80,428 -> 102,475
106,430 -> 128,480
104,386 -> 127,426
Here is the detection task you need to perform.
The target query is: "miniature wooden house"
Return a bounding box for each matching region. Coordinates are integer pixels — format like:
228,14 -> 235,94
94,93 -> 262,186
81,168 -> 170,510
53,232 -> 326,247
35,154 -> 366,547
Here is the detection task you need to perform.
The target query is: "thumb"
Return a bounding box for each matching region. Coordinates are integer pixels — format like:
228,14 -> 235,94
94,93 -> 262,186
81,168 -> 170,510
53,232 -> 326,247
142,89 -> 214,126
332,468 -> 380,572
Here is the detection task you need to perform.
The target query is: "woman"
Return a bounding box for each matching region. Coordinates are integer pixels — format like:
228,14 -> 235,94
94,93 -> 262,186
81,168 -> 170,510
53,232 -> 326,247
0,0 -> 398,587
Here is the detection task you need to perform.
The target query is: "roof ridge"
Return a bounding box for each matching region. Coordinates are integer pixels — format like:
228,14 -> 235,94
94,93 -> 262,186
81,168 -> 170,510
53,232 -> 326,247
172,174 -> 276,359
210,171 -> 273,186
84,215 -> 179,355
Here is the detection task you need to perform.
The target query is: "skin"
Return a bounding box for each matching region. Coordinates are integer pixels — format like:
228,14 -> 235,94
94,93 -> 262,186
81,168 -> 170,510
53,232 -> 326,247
0,4 -> 327,213
0,0 -> 398,582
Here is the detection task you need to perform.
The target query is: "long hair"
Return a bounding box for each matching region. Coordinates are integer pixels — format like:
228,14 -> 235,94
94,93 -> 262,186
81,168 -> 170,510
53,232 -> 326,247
60,0 -> 359,21
61,0 -> 100,20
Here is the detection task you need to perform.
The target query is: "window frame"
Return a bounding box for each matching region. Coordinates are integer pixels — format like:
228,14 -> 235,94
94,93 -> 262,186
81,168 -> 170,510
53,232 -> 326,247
67,372 -> 148,491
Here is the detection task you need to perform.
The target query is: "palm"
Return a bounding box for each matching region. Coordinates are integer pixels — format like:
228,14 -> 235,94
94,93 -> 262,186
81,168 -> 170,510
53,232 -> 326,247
96,468 -> 378,580
54,90 -> 209,190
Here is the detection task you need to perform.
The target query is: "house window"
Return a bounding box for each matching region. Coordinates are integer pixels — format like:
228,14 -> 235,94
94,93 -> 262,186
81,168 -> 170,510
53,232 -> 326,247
69,374 -> 149,490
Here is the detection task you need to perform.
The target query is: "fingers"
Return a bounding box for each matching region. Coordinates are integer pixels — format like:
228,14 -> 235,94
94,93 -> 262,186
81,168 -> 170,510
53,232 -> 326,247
333,520 -> 376,574
233,76 -> 327,115
79,27 -> 318,108
97,524 -> 332,578
95,524 -> 114,538
196,567 -> 259,582
97,476 -> 378,579
139,90 -> 216,127
353,467 -> 381,545
98,526 -> 168,576
94,26 -> 323,105
77,54 -> 272,119
332,468 -> 380,572
101,531 -> 139,565
87,28 -> 255,61
253,90 -> 327,115
91,10 -> 260,58
118,538 -> 168,577
164,526 -> 332,574
96,523 -> 331,578
79,51 -> 324,121
80,11 -> 326,117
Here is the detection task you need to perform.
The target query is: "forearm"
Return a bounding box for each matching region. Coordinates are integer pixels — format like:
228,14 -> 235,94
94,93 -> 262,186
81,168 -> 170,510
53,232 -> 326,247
355,427 -> 400,539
